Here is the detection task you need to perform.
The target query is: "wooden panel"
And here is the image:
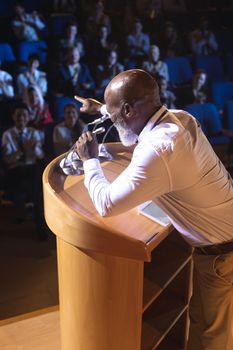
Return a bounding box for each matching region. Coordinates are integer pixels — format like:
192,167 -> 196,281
57,238 -> 144,350
43,143 -> 173,260
143,231 -> 191,311
0,308 -> 60,350
141,263 -> 191,350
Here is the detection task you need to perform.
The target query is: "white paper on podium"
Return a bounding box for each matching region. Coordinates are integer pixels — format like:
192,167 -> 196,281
138,201 -> 170,227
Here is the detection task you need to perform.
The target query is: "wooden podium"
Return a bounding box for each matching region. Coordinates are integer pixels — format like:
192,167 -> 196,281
43,143 -> 193,350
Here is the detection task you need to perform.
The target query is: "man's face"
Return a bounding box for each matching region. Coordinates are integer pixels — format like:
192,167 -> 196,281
134,22 -> 142,35
105,92 -> 138,146
197,73 -> 206,86
13,108 -> 29,130
64,106 -> 78,128
108,51 -> 117,66
151,47 -> 159,62
28,89 -> 40,105
29,59 -> 39,70
70,48 -> 80,63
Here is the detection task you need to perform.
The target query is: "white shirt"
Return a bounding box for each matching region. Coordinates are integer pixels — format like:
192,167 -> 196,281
1,126 -> 44,168
83,105 -> 233,247
0,70 -> 14,97
12,13 -> 45,41
17,69 -> 47,96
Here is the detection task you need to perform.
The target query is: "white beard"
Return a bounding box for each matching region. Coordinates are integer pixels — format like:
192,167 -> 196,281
114,119 -> 138,146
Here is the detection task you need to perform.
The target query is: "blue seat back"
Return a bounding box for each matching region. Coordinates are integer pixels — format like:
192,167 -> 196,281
17,40 -> 48,64
49,14 -> 76,37
185,103 -> 221,135
194,55 -> 224,82
54,96 -> 81,120
212,82 -> 233,110
225,101 -> 233,131
0,43 -> 15,64
227,53 -> 233,79
164,56 -> 193,85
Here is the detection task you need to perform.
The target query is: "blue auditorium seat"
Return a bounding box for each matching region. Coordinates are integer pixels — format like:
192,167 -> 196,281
194,55 -> 225,82
0,43 -> 15,64
184,103 -> 229,145
227,53 -> 233,80
212,82 -> 233,110
49,14 -> 76,37
54,96 -> 81,120
215,30 -> 233,54
17,40 -> 48,64
225,101 -> 233,131
164,56 -> 193,86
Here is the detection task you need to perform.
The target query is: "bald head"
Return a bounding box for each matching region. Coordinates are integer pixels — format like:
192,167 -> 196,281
104,69 -> 162,138
105,69 -> 160,109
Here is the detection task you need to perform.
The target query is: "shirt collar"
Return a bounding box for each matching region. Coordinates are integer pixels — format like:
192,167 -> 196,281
14,126 -> 27,135
138,105 -> 168,142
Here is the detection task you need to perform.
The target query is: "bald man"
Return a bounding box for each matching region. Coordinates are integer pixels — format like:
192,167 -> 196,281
75,69 -> 233,350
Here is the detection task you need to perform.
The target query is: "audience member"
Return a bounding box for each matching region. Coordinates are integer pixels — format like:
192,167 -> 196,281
87,25 -> 117,65
142,45 -> 169,81
1,103 -> 44,229
17,54 -> 47,97
158,76 -> 176,109
95,50 -> 124,99
126,19 -> 150,61
53,103 -> 85,155
53,0 -> 77,12
159,20 -> 185,57
57,47 -> 95,96
12,2 -> 46,42
181,69 -> 209,106
188,16 -> 218,56
86,1 -> 111,38
23,85 -> 53,136
59,21 -> 85,60
0,63 -> 14,100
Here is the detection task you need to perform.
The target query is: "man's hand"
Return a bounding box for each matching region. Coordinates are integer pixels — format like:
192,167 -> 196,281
76,131 -> 99,161
74,96 -> 103,115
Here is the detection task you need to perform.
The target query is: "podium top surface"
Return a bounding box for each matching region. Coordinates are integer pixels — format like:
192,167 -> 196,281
43,143 -> 173,261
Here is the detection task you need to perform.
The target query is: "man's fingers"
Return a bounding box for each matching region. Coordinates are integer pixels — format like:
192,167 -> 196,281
74,95 -> 86,104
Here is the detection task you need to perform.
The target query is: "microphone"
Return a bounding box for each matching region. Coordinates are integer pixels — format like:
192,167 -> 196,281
98,124 -> 114,160
59,127 -> 106,175
87,114 -> 110,126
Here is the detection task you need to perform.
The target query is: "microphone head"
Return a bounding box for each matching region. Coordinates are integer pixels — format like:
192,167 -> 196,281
87,114 -> 110,126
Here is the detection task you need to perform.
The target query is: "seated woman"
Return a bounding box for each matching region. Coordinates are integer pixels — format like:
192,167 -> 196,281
53,103 -> 85,156
142,45 -> 169,82
23,85 -> 53,137
181,69 -> 209,107
158,76 -> 176,109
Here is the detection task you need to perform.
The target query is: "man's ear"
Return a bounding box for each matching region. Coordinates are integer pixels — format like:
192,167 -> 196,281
123,103 -> 133,118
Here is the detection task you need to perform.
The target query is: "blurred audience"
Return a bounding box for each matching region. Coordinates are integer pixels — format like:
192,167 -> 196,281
95,50 -> 124,98
183,69 -> 209,106
86,1 -> 111,38
159,20 -> 185,57
53,103 -> 85,155
17,54 -> 47,97
1,103 -> 45,231
23,85 -> 53,136
158,76 -> 176,109
57,47 -> 95,96
142,45 -> 169,81
126,19 -> 150,61
59,21 -> 85,60
0,63 -> 14,99
188,16 -> 218,56
12,2 -> 46,42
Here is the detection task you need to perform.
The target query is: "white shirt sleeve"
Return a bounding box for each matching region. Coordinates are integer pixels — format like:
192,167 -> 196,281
83,142 -> 171,217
